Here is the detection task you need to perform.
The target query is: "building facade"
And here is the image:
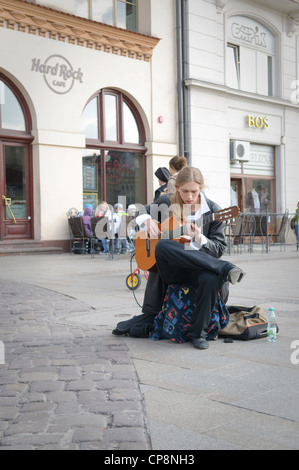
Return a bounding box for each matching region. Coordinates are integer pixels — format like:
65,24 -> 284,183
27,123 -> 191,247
0,0 -> 299,250
0,0 -> 178,249
181,0 -> 299,216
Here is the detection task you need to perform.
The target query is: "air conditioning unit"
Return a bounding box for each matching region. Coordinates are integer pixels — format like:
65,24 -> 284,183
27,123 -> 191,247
230,141 -> 250,162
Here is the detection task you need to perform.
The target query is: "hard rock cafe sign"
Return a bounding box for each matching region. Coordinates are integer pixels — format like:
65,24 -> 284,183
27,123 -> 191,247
30,54 -> 84,94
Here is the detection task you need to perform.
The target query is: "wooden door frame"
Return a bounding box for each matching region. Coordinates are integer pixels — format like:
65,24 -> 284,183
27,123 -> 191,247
0,73 -> 34,241
0,139 -> 34,240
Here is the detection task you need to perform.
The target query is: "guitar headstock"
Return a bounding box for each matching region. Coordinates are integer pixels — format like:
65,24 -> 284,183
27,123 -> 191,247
214,206 -> 240,222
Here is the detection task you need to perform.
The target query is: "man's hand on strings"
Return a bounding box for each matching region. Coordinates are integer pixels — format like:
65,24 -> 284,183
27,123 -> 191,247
186,222 -> 202,244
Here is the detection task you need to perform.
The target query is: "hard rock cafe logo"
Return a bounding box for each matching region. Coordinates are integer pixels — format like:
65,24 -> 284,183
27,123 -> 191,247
31,54 -> 83,94
103,153 -> 131,185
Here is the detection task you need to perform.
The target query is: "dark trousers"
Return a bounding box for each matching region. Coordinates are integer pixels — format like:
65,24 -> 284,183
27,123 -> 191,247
142,239 -> 234,339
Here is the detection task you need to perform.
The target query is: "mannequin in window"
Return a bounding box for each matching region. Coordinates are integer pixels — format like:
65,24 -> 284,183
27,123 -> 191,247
247,187 -> 261,213
259,185 -> 271,212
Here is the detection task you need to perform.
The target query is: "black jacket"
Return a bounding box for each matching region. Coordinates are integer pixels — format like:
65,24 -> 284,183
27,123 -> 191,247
144,193 -> 227,260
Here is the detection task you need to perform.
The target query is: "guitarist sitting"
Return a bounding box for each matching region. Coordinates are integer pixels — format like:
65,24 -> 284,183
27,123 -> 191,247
113,166 -> 245,350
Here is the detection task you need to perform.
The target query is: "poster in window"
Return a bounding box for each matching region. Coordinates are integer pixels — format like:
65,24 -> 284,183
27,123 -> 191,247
83,192 -> 98,208
83,164 -> 97,191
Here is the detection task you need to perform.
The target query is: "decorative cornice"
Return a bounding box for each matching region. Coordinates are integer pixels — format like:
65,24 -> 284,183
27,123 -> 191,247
0,0 -> 160,61
216,0 -> 227,14
287,13 -> 299,36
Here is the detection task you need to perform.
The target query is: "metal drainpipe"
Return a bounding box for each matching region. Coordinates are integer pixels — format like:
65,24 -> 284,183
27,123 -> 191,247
176,0 -> 184,157
182,0 -> 192,165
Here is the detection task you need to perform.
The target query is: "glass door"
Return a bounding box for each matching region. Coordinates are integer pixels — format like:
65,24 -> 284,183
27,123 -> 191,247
230,179 -> 242,210
0,143 -> 33,240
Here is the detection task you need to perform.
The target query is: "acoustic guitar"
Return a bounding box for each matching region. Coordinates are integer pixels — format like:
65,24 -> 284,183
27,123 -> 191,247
135,206 -> 240,272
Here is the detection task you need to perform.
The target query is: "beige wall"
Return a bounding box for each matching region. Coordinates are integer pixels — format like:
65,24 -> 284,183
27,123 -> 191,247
0,0 -> 179,241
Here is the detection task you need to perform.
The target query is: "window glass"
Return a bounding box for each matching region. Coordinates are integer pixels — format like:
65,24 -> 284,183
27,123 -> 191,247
81,97 -> 98,139
36,0 -> 89,17
117,0 -> 137,31
5,146 -> 27,218
92,0 -> 113,25
82,150 -> 145,208
227,45 -> 274,96
267,56 -> 273,97
240,48 -> 256,93
230,145 -> 275,214
256,52 -> 268,95
82,149 -> 102,207
230,180 -> 240,208
123,102 -> 139,143
104,94 -> 117,141
245,179 -> 273,213
226,45 -> 240,89
0,81 -> 26,131
74,0 -> 89,18
37,0 -> 137,31
82,90 -> 145,206
226,16 -> 275,96
105,150 -> 144,206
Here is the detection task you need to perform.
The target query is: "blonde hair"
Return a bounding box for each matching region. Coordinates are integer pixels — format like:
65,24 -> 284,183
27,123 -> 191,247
99,201 -> 110,211
170,167 -> 205,220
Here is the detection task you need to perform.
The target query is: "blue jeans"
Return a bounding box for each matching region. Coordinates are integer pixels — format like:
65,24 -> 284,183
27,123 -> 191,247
102,239 -> 110,253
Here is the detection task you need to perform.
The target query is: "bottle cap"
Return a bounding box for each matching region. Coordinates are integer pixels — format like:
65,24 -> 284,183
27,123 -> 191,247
269,307 -> 274,311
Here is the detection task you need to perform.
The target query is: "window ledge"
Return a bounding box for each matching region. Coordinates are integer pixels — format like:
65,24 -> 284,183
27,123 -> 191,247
0,0 -> 160,62
185,78 -> 298,109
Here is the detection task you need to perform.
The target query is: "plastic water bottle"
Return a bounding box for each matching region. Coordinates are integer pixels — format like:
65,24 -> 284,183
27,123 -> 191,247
267,307 -> 277,342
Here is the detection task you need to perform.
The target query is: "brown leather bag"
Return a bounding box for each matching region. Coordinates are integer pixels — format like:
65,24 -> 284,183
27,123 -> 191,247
218,305 -> 272,340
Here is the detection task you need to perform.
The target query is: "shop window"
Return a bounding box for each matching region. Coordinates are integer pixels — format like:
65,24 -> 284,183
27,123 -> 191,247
80,89 -> 146,209
36,0 -> 138,32
226,16 -> 275,97
244,179 -> 274,214
230,144 -> 275,214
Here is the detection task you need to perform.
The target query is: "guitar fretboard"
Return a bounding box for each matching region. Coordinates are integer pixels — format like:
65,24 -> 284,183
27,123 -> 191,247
161,213 -> 215,241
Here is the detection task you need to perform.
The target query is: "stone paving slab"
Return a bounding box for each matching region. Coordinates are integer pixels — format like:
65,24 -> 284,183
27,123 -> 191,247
0,280 -> 150,450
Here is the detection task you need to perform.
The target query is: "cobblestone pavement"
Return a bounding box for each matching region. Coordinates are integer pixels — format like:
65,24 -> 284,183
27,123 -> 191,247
0,250 -> 299,450
0,280 -> 151,450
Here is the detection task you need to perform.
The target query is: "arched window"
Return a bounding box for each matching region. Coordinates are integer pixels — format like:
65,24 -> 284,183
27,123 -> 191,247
81,89 -> 146,208
226,16 -> 276,97
0,82 -> 26,132
0,74 -> 33,240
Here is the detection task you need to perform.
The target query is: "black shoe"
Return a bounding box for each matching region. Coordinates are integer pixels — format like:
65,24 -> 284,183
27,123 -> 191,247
112,327 -> 130,336
227,267 -> 246,285
192,337 -> 209,350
